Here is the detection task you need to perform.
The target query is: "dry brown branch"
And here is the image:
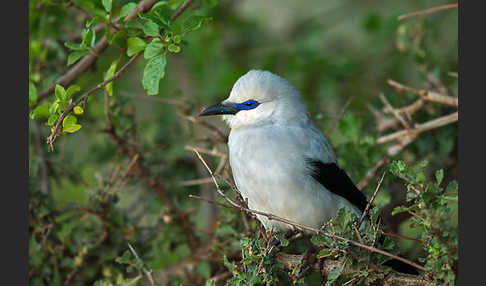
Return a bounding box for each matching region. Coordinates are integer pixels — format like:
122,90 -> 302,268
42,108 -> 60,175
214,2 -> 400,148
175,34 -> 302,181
274,253 -> 435,286
190,149 -> 426,272
379,94 -> 411,129
398,3 -> 458,21
128,243 -> 159,286
376,112 -> 458,144
387,79 -> 458,108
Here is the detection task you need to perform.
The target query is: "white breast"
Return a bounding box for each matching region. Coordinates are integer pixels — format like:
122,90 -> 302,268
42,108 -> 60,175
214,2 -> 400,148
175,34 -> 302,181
228,120 -> 357,231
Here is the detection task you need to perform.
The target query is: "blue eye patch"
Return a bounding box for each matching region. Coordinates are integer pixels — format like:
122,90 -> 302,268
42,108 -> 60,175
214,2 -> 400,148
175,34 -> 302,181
234,99 -> 259,110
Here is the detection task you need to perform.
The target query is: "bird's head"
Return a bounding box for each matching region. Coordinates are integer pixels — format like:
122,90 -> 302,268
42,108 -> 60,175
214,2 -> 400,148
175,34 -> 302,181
199,70 -> 308,129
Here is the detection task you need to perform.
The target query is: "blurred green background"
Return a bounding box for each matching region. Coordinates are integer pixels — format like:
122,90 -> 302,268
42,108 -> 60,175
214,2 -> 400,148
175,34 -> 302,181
29,0 -> 457,285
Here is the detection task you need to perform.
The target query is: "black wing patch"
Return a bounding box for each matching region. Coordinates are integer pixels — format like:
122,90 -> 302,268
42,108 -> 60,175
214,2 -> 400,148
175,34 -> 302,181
307,160 -> 368,212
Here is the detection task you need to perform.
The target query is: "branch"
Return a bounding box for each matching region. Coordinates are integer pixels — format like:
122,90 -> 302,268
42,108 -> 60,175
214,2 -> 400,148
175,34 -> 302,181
128,243 -> 159,286
46,52 -> 141,151
274,253 -> 435,286
387,79 -> 458,108
189,148 -> 426,272
36,0 -> 195,104
376,112 -> 458,144
398,3 -> 458,21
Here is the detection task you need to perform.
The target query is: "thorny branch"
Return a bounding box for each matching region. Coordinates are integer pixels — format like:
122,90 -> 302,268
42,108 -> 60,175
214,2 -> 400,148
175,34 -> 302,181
358,78 -> 458,190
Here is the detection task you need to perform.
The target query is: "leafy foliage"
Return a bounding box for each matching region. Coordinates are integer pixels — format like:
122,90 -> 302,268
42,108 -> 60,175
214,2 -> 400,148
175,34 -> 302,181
29,0 -> 457,285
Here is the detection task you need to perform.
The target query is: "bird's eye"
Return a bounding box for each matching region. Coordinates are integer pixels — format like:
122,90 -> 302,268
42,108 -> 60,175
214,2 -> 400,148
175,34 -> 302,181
234,99 -> 258,110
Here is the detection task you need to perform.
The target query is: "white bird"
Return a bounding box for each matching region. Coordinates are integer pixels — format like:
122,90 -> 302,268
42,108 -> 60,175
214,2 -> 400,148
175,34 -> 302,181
199,70 -> 368,232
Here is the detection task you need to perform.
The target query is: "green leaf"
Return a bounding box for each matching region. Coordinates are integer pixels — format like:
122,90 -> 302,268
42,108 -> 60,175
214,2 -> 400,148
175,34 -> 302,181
64,41 -> 85,51
62,114 -> 82,133
167,43 -> 180,53
55,85 -> 66,101
29,81 -> 38,106
181,15 -> 212,34
73,106 -> 84,115
65,85 -> 81,99
120,2 -> 137,19
142,54 -> 166,95
30,105 -> 49,120
144,40 -> 164,59
126,37 -> 146,56
317,248 -> 332,258
121,275 -> 142,286
143,20 -> 160,36
81,28 -> 96,48
101,0 -> 112,13
104,60 -> 118,96
311,233 -> 328,247
173,35 -> 181,44
435,169 -> 444,185
222,255 -> 235,272
47,113 -> 59,126
391,206 -> 409,215
67,51 -> 88,66
325,261 -> 345,285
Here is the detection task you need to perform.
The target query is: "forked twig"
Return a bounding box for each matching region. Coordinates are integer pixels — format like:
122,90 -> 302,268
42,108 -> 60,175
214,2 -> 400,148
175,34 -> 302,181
128,243 -> 159,286
358,172 -> 386,227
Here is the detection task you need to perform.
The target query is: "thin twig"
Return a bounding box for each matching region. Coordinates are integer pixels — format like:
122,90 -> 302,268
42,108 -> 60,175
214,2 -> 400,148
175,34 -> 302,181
382,232 -> 426,246
128,243 -> 159,286
387,79 -> 458,107
171,0 -> 195,21
376,112 -> 458,144
398,3 -> 458,21
358,172 -> 386,227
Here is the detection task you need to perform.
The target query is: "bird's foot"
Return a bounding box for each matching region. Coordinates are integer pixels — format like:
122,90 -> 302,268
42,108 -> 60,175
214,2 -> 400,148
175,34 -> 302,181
295,250 -> 317,279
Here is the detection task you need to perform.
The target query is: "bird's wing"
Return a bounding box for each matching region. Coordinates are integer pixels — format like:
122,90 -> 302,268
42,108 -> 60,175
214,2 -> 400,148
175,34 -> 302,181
305,159 -> 368,212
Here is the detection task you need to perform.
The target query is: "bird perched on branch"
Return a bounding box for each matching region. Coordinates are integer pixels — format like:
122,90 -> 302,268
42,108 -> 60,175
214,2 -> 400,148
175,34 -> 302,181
199,70 -> 368,232
199,70 -> 419,275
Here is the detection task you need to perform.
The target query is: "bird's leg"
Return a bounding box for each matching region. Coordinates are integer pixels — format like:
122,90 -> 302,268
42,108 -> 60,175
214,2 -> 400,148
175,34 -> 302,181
268,229 -> 298,247
296,248 -> 318,279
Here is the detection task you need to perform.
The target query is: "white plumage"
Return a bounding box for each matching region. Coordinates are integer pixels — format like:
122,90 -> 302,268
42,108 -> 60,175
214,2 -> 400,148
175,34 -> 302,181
200,70 -> 366,232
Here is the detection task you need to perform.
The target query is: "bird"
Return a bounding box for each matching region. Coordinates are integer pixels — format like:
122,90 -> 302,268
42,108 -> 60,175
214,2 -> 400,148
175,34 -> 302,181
199,69 -> 369,232
198,70 -> 419,275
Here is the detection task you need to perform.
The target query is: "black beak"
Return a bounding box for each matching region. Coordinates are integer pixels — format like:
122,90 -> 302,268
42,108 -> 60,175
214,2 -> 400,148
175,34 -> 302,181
199,102 -> 239,116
